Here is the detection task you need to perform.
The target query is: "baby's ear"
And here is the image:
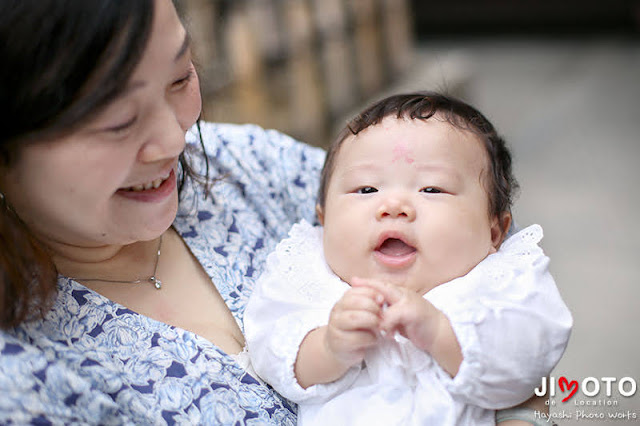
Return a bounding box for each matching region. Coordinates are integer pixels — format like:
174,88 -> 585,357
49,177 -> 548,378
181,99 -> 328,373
315,204 -> 325,226
490,211 -> 512,250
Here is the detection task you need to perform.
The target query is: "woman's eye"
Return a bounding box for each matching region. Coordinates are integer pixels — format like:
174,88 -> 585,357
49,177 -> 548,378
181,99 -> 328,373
104,115 -> 138,134
356,186 -> 378,194
172,69 -> 194,90
420,187 -> 442,194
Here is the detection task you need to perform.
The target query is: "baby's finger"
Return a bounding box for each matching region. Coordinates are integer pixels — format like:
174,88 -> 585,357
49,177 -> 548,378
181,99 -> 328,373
352,277 -> 403,304
330,309 -> 381,332
379,305 -> 406,334
339,289 -> 384,313
329,328 -> 379,352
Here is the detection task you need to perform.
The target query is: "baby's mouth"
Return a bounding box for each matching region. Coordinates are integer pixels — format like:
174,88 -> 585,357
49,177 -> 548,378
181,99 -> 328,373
376,238 -> 417,257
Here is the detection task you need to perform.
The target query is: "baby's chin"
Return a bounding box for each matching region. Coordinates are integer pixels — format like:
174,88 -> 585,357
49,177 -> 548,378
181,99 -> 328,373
350,271 -> 432,295
384,271 -> 445,296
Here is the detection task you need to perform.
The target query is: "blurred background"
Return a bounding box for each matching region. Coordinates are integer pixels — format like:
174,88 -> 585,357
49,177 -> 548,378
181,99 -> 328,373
177,0 -> 640,423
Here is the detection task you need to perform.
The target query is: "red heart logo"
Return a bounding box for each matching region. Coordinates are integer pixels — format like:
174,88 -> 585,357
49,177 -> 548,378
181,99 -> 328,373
559,376 -> 578,402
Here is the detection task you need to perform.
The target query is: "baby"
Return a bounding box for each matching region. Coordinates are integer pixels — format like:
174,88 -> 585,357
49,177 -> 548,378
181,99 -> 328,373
245,92 -> 572,425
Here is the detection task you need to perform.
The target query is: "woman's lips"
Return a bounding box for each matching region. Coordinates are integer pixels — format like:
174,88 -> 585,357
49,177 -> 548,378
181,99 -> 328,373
116,168 -> 176,202
373,235 -> 417,268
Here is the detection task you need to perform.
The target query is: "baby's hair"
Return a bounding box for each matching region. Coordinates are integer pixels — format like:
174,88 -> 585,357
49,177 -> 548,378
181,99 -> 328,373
317,91 -> 519,218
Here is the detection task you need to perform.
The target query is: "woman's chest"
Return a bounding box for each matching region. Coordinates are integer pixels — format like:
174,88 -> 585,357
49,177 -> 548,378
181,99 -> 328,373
89,227 -> 247,355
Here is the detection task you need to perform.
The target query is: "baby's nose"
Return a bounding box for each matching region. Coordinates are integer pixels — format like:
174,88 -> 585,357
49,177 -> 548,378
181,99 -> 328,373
376,197 -> 416,221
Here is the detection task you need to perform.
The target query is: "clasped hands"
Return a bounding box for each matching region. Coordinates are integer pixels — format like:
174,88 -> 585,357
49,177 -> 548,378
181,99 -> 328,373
295,277 -> 463,389
325,277 -> 460,374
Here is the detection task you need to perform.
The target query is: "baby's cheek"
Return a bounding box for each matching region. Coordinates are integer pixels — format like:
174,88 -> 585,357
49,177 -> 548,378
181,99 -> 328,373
325,245 -> 357,283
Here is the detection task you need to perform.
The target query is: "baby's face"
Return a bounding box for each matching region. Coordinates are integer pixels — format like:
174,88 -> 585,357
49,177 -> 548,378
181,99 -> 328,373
319,117 -> 503,295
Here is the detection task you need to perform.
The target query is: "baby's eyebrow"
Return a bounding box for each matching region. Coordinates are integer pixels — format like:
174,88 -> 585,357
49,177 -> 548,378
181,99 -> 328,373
342,163 -> 378,171
338,163 -> 380,176
411,163 -> 454,173
412,163 -> 465,183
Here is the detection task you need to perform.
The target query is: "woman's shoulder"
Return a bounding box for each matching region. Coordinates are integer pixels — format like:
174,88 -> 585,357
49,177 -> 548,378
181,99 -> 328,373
181,121 -> 325,238
188,121 -> 326,167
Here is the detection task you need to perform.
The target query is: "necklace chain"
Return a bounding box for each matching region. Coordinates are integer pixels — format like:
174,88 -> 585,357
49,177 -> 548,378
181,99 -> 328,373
68,236 -> 163,290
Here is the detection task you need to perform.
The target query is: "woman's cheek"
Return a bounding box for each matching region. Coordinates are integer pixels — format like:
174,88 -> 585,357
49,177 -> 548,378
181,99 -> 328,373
184,75 -> 202,128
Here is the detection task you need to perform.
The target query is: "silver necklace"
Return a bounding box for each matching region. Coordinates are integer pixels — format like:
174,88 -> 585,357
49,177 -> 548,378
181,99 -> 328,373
68,236 -> 163,290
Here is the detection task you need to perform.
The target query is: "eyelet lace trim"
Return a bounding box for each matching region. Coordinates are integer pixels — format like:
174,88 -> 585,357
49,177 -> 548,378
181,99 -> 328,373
271,219 -> 347,304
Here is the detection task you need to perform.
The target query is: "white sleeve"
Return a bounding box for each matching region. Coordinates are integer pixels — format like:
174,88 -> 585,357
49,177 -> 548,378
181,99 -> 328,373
425,225 -> 573,409
244,221 -> 362,404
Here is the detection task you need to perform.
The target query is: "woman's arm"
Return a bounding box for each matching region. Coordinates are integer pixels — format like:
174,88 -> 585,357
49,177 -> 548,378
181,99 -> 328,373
497,393 -> 550,425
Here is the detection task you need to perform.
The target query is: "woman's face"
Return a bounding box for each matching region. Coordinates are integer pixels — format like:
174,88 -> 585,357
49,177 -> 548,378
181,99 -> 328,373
0,0 -> 201,249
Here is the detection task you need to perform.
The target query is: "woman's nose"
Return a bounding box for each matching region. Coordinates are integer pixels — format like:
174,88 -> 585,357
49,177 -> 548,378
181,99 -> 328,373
376,197 -> 416,221
138,105 -> 186,163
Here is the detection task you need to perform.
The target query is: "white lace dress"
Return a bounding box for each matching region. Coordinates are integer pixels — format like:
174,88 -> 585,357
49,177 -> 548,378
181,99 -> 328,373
245,220 -> 573,426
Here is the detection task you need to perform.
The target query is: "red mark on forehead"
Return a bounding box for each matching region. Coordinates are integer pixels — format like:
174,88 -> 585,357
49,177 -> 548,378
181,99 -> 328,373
392,140 -> 414,164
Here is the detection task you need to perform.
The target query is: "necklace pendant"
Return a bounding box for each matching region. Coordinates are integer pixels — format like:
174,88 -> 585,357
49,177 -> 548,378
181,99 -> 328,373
150,276 -> 162,290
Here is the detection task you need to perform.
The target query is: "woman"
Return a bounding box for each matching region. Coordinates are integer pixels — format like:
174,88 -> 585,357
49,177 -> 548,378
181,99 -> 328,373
1,0 -> 322,423
0,0 -> 545,424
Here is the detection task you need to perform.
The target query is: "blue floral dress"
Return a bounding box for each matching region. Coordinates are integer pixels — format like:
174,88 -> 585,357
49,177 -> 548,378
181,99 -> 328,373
0,122 -> 326,425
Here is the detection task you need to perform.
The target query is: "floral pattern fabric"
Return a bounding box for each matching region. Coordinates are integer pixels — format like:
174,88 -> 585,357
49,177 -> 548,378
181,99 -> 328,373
0,122 -> 326,425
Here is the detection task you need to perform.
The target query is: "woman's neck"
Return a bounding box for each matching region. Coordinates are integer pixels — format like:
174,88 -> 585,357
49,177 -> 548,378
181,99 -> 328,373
45,236 -> 161,282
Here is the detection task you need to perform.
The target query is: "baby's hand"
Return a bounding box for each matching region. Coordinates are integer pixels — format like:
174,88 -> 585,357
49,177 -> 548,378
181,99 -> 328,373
325,285 -> 385,367
351,277 -> 445,353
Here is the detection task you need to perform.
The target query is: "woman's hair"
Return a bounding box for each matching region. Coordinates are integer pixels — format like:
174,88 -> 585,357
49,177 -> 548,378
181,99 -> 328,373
0,0 -> 153,154
318,91 -> 519,218
0,0 -> 207,328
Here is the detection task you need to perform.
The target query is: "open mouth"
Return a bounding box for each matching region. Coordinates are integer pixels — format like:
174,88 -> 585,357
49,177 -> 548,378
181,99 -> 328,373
374,236 -> 417,268
376,238 -> 417,257
116,168 -> 177,202
121,170 -> 173,192
122,177 -> 167,192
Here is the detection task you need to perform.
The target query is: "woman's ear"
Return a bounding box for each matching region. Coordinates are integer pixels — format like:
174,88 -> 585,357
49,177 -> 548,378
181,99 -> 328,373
490,211 -> 512,250
316,204 -> 324,226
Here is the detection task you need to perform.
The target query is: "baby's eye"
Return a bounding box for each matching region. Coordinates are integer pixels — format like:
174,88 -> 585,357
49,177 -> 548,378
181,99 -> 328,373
356,186 -> 378,194
420,187 -> 442,194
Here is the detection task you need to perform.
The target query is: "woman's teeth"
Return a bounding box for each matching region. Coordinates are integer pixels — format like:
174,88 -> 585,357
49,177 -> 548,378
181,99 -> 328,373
127,177 -> 166,192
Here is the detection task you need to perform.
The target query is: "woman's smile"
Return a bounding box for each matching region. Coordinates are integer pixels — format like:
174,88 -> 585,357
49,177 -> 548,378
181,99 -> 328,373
116,167 -> 177,202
